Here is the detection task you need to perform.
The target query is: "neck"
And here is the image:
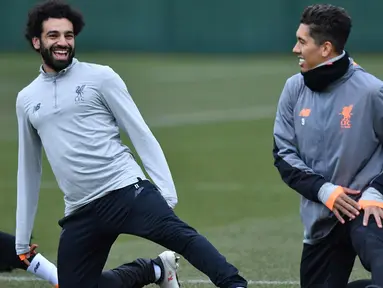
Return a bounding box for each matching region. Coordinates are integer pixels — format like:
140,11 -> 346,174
42,63 -> 57,74
315,51 -> 346,69
301,50 -> 350,92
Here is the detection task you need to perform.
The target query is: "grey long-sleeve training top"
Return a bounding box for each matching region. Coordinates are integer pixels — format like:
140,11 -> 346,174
15,58 -> 178,255
273,59 -> 383,244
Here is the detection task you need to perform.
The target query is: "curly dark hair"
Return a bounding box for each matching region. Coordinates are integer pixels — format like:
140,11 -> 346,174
25,0 -> 85,52
300,4 -> 352,54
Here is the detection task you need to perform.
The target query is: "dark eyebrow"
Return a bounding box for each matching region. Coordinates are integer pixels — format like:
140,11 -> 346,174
297,36 -> 306,43
46,30 -> 59,36
46,30 -> 74,36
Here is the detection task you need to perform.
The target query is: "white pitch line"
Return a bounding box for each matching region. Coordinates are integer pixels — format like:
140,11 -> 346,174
183,279 -> 299,285
0,275 -> 299,285
0,276 -> 42,281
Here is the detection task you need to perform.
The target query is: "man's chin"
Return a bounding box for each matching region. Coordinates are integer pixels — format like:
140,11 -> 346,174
300,64 -> 315,73
52,55 -> 70,62
50,58 -> 73,72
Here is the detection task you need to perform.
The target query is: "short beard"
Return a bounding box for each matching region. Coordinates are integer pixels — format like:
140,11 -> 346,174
40,44 -> 75,72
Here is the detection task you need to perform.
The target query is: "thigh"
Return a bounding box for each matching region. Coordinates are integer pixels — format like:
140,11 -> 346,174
119,181 -> 200,250
57,206 -> 117,288
300,224 -> 356,288
350,210 -> 383,277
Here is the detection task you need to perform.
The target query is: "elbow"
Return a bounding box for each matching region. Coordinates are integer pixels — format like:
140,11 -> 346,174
167,196 -> 178,209
272,138 -> 282,167
172,197 -> 178,208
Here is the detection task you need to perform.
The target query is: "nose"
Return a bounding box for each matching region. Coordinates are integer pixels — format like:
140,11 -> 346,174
292,42 -> 300,54
57,35 -> 69,46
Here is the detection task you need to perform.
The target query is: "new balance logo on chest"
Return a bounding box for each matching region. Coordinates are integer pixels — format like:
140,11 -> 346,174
33,103 -> 41,113
31,103 -> 42,119
299,108 -> 311,125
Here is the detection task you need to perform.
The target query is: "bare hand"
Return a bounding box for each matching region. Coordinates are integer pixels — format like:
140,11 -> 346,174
363,206 -> 383,228
333,188 -> 361,224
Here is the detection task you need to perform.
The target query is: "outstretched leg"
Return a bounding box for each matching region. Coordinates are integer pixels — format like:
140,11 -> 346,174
113,180 -> 248,288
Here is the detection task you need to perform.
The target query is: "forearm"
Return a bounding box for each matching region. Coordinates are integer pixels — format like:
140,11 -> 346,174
133,132 -> 177,207
16,169 -> 41,255
369,172 -> 383,196
16,97 -> 42,255
363,86 -> 383,207
273,139 -> 325,202
359,173 -> 383,208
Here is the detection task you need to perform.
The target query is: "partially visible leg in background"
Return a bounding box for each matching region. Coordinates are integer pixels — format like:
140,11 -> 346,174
0,231 -> 26,272
351,210 -> 383,288
0,231 -> 58,287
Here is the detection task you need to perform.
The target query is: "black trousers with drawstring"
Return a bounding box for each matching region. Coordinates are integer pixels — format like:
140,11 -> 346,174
300,211 -> 382,288
57,179 -> 247,288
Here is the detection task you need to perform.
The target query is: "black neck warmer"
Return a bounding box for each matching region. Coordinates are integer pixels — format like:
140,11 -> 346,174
302,52 -> 350,92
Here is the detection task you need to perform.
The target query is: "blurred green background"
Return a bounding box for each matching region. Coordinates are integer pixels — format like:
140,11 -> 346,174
0,0 -> 381,287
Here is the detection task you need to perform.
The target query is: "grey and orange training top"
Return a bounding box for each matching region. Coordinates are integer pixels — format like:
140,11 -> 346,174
273,59 -> 383,244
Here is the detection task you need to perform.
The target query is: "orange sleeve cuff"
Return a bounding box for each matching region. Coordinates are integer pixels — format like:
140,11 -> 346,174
325,186 -> 344,210
359,200 -> 383,209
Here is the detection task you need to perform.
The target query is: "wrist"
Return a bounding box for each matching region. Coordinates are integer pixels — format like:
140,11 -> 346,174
16,245 -> 30,256
318,183 -> 343,210
359,187 -> 383,209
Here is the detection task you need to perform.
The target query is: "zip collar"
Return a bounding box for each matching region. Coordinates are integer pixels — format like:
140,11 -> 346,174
315,50 -> 346,69
39,58 -> 78,79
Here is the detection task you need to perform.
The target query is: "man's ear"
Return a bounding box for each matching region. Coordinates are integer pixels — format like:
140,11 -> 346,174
321,41 -> 333,58
32,37 -> 41,50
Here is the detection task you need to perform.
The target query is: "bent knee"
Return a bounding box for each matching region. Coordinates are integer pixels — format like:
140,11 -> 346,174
351,224 -> 383,271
